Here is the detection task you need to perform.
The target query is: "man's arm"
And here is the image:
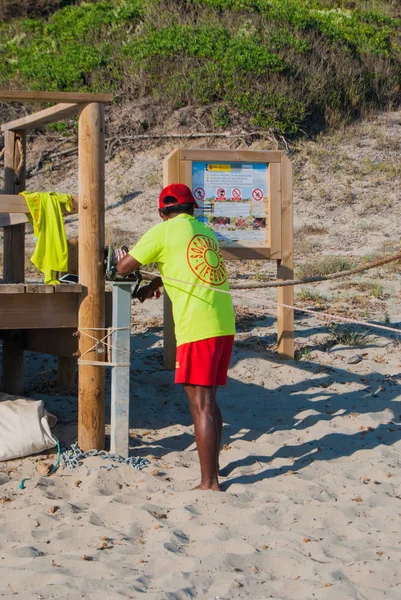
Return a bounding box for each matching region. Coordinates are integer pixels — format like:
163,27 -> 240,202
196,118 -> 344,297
117,254 -> 141,275
117,254 -> 163,302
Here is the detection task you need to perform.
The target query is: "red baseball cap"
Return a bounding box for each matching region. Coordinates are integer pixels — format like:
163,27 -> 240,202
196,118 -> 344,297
158,183 -> 199,209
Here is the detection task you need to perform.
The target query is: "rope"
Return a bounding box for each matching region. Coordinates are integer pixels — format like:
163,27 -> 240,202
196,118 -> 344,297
77,327 -> 130,367
45,439 -> 61,477
140,269 -> 401,337
60,442 -> 150,471
230,252 -> 401,289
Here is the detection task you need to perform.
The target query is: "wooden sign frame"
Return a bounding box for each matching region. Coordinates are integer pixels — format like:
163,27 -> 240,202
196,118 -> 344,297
163,147 -> 294,362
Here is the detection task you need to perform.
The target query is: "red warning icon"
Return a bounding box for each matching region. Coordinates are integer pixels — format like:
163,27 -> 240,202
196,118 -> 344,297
252,188 -> 264,201
216,188 -> 226,200
231,188 -> 242,199
194,187 -> 205,201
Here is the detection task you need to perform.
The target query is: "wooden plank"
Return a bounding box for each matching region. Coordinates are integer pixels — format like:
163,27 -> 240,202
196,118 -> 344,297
0,284 -> 25,293
2,129 -> 25,394
0,90 -> 113,103
0,214 -> 28,227
180,160 -> 192,188
1,103 -> 81,131
220,246 -> 271,260
67,238 -> 79,274
0,293 -> 79,328
0,194 -> 78,214
3,132 -> 26,282
25,283 -> 55,293
162,148 -> 180,369
55,283 -> 82,293
180,149 -> 282,163
277,155 -> 294,359
78,102 -> 106,452
163,148 -> 180,185
268,162 -> 282,259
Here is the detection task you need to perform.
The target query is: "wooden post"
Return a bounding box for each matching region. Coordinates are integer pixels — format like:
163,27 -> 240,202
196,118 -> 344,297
163,293 -> 176,370
78,103 -> 106,451
162,148 -> 180,369
277,155 -> 294,358
2,130 -> 26,394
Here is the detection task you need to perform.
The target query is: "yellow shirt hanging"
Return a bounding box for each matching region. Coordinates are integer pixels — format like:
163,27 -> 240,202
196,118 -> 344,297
21,191 -> 73,284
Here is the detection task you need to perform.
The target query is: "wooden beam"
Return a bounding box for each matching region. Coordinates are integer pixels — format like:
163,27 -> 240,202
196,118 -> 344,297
0,194 -> 78,214
220,246 -> 271,260
1,103 -> 82,131
180,149 -> 282,163
78,102 -> 106,452
0,284 -> 82,293
0,293 -> 79,328
277,155 -> 294,359
0,90 -> 112,103
268,162 -> 282,259
2,129 -> 26,395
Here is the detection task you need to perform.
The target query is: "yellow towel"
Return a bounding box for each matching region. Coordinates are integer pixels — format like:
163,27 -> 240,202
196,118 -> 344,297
21,191 -> 73,284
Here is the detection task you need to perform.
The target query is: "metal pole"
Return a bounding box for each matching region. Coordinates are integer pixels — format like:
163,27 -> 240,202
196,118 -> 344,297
110,282 -> 131,457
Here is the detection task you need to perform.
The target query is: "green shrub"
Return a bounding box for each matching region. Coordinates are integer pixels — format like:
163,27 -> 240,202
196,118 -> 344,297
0,0 -> 400,136
296,255 -> 356,278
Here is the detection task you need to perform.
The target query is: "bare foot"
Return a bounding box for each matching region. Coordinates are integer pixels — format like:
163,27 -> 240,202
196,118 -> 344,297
192,482 -> 222,491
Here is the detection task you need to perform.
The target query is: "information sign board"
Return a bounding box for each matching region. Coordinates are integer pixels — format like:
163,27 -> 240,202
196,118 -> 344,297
192,161 -> 268,246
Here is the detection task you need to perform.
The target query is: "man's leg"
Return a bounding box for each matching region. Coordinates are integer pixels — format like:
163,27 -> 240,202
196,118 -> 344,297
184,384 -> 221,491
213,387 -> 223,471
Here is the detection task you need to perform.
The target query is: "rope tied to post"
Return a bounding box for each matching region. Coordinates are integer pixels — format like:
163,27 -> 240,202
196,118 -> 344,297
230,252 -> 401,289
77,326 -> 131,367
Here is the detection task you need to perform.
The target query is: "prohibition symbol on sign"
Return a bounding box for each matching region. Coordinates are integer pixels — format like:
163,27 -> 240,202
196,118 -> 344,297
194,187 -> 205,201
252,188 -> 264,201
216,188 -> 226,199
231,188 -> 241,199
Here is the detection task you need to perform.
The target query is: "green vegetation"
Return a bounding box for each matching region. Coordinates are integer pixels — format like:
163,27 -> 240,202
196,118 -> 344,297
326,323 -> 368,347
296,255 -> 355,278
352,280 -> 384,298
1,0 -> 401,135
295,345 -> 312,361
297,288 -> 327,304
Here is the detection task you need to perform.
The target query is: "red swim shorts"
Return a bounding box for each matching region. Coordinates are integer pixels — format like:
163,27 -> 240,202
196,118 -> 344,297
175,335 -> 234,386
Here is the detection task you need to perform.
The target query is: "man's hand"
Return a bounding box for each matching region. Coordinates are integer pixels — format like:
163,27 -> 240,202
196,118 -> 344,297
135,283 -> 160,303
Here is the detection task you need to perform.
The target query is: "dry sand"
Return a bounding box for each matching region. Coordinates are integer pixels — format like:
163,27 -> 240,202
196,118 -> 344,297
1,112 -> 401,599
1,290 -> 401,599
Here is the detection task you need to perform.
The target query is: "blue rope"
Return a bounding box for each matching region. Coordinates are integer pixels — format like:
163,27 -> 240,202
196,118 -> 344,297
18,438 -> 61,490
45,439 -> 61,477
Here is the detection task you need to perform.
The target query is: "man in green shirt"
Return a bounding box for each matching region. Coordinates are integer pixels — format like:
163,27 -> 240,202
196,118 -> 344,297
117,183 -> 235,491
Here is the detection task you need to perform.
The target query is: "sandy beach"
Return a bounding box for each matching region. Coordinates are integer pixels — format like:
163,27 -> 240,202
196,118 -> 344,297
1,109 -> 401,599
1,286 -> 401,599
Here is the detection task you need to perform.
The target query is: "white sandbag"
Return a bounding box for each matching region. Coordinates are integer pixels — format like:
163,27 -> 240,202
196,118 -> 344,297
0,393 -> 57,461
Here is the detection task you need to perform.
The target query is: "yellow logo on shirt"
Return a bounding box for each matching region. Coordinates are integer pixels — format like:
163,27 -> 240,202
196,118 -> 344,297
186,234 -> 227,286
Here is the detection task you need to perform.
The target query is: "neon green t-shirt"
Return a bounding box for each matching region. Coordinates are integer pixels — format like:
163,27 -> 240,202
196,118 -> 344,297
129,214 -> 235,346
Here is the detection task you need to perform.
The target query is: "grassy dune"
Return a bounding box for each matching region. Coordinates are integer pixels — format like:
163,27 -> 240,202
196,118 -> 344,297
1,0 -> 400,136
